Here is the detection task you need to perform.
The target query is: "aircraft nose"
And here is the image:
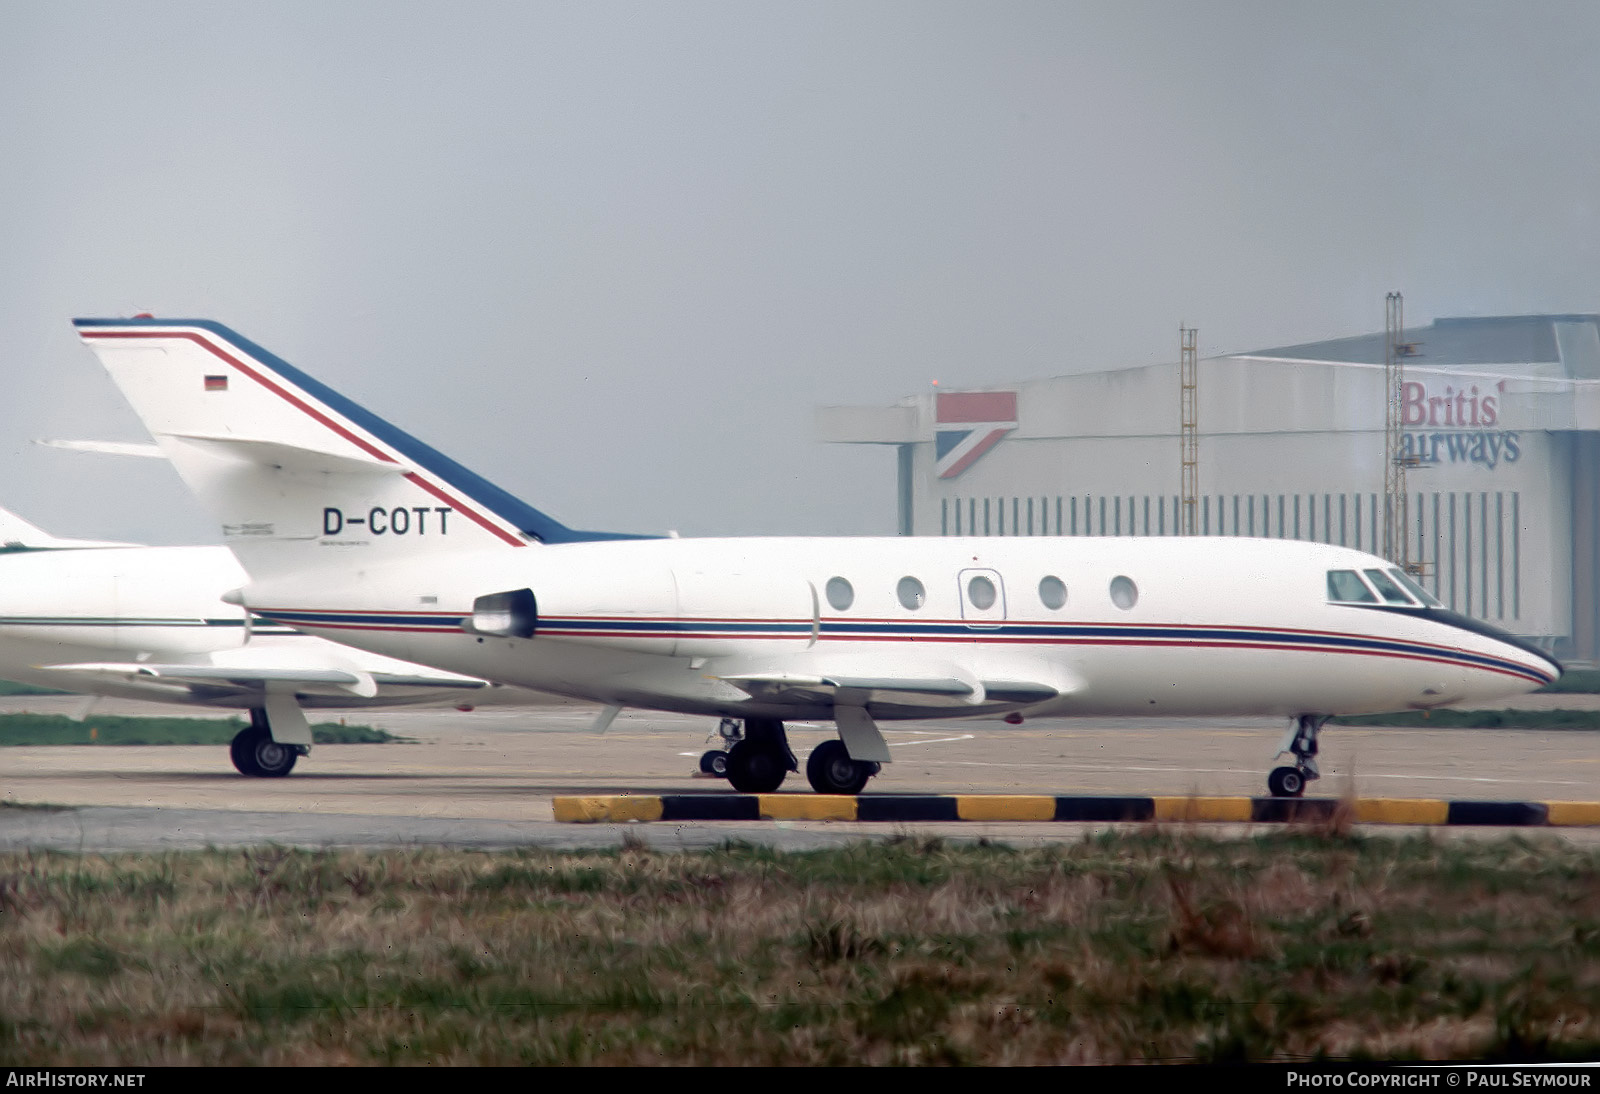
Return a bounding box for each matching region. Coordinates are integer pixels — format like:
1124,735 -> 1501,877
1424,607 -> 1562,687
1541,651 -> 1566,684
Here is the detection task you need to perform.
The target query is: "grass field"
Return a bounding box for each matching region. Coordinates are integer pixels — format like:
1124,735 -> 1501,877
0,681 -> 66,697
0,831 -> 1595,1065
0,713 -> 399,746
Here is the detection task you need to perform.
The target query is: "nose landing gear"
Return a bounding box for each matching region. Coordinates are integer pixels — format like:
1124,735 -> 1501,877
698,717 -> 743,778
1268,714 -> 1327,798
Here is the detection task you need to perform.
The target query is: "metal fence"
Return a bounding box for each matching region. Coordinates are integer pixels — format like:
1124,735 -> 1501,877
938,491 -> 1521,621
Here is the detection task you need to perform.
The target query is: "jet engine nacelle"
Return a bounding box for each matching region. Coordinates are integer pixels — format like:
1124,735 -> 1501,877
466,589 -> 538,639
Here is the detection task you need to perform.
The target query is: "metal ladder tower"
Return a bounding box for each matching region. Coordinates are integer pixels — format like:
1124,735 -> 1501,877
1179,325 -> 1199,535
1383,292 -> 1408,566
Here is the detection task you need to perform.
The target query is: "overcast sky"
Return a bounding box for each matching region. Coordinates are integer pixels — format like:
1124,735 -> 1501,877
3,1 -> 1598,544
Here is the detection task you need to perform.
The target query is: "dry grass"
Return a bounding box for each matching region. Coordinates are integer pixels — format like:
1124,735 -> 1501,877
0,830 -> 1596,1065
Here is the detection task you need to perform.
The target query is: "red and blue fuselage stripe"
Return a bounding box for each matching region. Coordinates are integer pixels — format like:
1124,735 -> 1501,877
248,608 -> 1556,685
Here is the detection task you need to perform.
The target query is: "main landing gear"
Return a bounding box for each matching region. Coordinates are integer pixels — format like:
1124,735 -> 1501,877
723,717 -> 797,793
805,739 -> 880,795
229,708 -> 306,778
1267,714 -> 1327,798
700,714 -> 885,794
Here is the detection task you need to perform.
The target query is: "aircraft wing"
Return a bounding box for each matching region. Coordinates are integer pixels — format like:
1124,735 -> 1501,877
40,662 -> 488,698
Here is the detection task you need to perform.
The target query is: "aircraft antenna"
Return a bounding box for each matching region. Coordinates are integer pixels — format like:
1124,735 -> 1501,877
1383,292 -> 1410,567
1179,324 -> 1199,535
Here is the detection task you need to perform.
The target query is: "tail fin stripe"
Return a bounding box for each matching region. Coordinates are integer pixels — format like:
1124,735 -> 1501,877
399,471 -> 525,546
81,327 -> 528,548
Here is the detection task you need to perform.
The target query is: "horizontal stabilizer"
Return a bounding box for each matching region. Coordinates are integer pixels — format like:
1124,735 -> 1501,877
165,433 -> 409,476
36,439 -> 167,459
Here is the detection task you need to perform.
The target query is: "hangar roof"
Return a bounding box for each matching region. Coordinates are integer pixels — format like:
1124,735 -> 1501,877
817,313 -> 1600,445
1243,315 -> 1600,378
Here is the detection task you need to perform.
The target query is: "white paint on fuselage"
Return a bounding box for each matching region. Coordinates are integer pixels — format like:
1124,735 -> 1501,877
242,534 -> 1557,721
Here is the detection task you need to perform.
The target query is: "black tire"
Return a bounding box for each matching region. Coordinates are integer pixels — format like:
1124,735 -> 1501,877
229,728 -> 263,777
252,732 -> 298,778
725,740 -> 786,793
1267,766 -> 1305,798
699,749 -> 729,777
805,739 -> 872,795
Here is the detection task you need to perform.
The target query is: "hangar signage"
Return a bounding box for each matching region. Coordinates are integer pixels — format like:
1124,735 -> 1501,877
934,391 -> 1017,479
1399,380 -> 1520,470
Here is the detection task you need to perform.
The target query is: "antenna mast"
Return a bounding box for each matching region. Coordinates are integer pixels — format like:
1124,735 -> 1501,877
1383,292 -> 1408,566
1179,324 -> 1199,535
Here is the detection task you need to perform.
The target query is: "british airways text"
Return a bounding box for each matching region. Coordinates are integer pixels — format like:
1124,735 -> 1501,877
322,507 -> 452,536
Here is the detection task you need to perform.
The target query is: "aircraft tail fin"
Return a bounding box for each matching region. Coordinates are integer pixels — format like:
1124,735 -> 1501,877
74,318 -> 638,581
0,505 -> 133,551
0,506 -> 65,549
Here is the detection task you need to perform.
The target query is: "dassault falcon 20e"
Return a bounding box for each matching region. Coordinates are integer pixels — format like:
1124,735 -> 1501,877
75,317 -> 1562,797
0,503 -> 556,778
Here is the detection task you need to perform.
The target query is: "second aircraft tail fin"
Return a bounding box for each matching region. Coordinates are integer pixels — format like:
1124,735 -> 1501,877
0,504 -> 135,551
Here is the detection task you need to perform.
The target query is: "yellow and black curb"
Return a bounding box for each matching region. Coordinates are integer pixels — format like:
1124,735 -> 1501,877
553,794 -> 1600,826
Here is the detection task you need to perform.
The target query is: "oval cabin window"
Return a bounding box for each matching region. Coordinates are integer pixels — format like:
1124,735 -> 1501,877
825,576 -> 854,611
896,576 -> 926,610
1038,575 -> 1067,610
1109,575 -> 1138,610
968,575 -> 997,610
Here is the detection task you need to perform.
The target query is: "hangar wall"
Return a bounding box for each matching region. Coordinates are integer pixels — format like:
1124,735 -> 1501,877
819,315 -> 1600,659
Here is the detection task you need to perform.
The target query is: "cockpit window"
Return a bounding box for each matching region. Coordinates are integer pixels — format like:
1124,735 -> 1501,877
1364,568 -> 1415,605
1327,569 -> 1378,603
1388,568 -> 1442,608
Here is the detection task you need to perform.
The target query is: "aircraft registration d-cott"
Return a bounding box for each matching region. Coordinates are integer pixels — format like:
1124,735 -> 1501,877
0,503 -> 555,778
75,317 -> 1562,797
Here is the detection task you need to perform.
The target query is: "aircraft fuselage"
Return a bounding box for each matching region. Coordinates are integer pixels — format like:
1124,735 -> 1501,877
242,533 -> 1558,722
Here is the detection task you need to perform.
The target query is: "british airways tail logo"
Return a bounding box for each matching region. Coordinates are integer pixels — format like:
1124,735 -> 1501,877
934,391 -> 1017,479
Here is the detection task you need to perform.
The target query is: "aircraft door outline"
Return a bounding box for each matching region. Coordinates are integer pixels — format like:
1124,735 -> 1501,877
957,567 -> 1006,628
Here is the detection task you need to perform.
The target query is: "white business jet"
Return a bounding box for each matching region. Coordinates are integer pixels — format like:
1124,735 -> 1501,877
75,318 -> 1561,797
0,502 -> 544,777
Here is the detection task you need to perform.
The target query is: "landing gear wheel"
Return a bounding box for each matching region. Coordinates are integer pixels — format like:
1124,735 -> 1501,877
1267,766 -> 1305,798
806,739 -> 873,795
233,727 -> 298,778
725,740 -> 786,793
1269,714 -> 1326,798
229,728 -> 263,777
699,749 -> 729,777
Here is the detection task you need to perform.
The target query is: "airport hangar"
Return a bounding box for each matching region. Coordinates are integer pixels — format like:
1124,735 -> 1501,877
818,314 -> 1600,665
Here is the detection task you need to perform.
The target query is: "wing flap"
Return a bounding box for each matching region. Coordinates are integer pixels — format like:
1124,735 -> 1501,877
716,672 -> 1059,709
